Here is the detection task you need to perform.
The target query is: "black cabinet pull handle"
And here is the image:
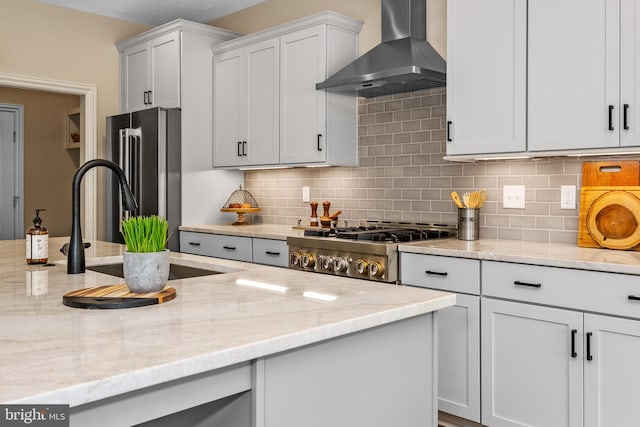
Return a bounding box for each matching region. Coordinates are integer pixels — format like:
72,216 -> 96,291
608,105 -> 614,131
243,141 -> 247,156
425,270 -> 448,276
223,245 -> 236,250
188,242 -> 201,246
586,332 -> 593,361
571,329 -> 577,358
317,134 -> 323,151
628,295 -> 640,301
143,91 -> 149,105
514,280 -> 542,288
265,251 -> 280,256
447,121 -> 452,142
237,141 -> 242,157
148,90 -> 152,105
624,104 -> 630,130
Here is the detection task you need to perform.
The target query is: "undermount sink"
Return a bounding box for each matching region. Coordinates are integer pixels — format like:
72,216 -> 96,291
86,263 -> 223,281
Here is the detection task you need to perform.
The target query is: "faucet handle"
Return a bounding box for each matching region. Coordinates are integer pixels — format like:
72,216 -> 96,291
60,242 -> 91,256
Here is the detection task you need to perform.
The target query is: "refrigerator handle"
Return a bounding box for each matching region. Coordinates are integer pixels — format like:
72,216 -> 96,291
119,128 -> 142,229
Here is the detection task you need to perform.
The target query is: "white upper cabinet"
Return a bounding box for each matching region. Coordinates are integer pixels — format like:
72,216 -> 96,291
446,0 -> 526,156
120,31 -> 181,112
620,0 -> 640,147
213,39 -> 280,167
528,0 -> 620,151
212,12 -> 363,169
117,20 -> 238,113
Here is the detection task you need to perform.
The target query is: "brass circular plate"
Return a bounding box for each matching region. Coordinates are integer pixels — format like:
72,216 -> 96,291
587,191 -> 640,249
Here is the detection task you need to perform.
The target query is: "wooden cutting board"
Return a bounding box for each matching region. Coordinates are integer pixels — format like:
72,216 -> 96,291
63,284 -> 176,309
578,186 -> 640,250
582,161 -> 640,186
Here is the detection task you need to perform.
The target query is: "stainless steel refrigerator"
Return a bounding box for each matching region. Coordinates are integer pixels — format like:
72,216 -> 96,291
105,107 -> 181,251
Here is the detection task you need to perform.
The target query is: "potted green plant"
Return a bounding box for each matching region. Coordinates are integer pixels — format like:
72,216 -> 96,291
121,215 -> 170,293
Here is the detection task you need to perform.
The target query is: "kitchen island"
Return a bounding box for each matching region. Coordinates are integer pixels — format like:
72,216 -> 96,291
1,237 -> 454,427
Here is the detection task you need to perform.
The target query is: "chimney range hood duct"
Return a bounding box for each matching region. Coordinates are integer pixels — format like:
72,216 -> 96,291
316,0 -> 446,98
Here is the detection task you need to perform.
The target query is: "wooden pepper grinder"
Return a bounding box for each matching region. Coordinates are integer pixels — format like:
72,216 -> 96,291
310,201 -> 319,227
322,201 -> 331,218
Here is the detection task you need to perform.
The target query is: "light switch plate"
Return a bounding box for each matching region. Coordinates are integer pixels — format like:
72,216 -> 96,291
302,186 -> 310,203
560,185 -> 576,209
503,185 -> 525,209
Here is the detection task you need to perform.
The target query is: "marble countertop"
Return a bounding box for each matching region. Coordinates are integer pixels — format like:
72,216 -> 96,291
399,238 -> 640,275
179,223 -> 304,240
1,237 -> 454,406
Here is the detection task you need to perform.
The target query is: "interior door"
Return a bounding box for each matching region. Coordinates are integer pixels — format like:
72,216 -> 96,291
0,106 -> 21,239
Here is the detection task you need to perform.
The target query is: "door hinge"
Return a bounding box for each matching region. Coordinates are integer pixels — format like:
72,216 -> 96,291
13,131 -> 16,143
14,195 -> 19,207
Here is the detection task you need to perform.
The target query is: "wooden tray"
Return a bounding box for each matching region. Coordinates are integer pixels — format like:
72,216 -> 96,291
63,284 -> 176,309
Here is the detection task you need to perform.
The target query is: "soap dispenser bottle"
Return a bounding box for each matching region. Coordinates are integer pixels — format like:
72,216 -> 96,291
26,209 -> 48,265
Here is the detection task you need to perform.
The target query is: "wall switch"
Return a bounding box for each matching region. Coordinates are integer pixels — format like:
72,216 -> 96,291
560,185 -> 576,209
302,186 -> 310,203
503,185 -> 525,209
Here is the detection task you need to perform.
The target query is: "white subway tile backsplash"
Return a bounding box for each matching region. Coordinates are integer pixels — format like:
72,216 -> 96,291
243,88 -> 638,243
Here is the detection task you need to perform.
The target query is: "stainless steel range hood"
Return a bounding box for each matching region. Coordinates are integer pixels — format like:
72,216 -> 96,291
316,0 -> 446,98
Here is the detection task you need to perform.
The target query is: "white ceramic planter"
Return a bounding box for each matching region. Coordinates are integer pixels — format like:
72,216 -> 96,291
123,249 -> 170,293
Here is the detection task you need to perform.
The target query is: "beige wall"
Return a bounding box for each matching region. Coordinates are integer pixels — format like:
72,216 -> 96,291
0,87 -> 81,237
210,0 -> 447,58
0,0 -> 149,238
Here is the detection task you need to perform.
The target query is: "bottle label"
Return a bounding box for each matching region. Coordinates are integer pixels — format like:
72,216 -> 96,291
26,234 -> 48,260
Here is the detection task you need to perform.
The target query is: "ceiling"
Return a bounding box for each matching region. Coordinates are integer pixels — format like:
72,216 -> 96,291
36,0 -> 267,26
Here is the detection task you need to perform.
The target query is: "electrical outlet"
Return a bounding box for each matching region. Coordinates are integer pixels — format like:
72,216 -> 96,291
302,186 -> 310,203
560,185 -> 576,209
503,185 -> 525,209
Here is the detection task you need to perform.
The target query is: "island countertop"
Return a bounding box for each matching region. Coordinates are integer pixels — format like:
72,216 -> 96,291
0,237 -> 454,406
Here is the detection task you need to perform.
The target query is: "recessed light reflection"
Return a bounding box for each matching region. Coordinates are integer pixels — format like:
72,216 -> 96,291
303,291 -> 338,301
235,279 -> 288,293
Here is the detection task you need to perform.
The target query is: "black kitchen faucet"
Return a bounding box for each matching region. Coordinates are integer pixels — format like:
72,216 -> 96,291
67,159 -> 137,274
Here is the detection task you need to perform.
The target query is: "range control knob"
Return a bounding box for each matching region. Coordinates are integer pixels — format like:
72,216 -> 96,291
369,261 -> 385,278
290,252 -> 301,266
355,259 -> 369,275
333,257 -> 349,273
321,256 -> 333,271
301,253 -> 316,269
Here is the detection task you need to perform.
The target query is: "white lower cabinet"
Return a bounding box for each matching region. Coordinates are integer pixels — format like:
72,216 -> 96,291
584,314 -> 640,427
399,253 -> 481,423
481,298 -> 583,427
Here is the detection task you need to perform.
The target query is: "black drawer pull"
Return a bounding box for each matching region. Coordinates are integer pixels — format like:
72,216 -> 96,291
223,246 -> 237,251
188,242 -> 201,246
586,332 -> 593,361
242,141 -> 247,156
571,329 -> 577,358
265,251 -> 281,256
628,295 -> 640,301
514,280 -> 542,288
446,121 -> 452,142
237,141 -> 242,157
608,105 -> 614,131
425,270 -> 448,277
317,134 -> 323,151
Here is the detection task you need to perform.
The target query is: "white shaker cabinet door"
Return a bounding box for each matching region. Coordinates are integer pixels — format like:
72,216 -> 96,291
245,39 -> 279,165
584,313 -> 640,427
438,294 -> 480,423
481,298 -> 583,427
279,25 -> 327,164
446,0 -> 526,155
149,31 -> 181,109
528,0 -> 619,151
121,41 -> 150,112
213,48 -> 244,167
620,0 -> 640,147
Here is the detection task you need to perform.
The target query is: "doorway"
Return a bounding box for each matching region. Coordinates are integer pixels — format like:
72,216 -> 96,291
0,73 -> 98,239
0,104 -> 23,239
